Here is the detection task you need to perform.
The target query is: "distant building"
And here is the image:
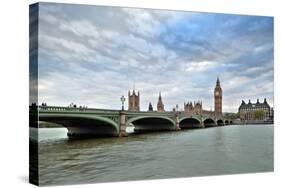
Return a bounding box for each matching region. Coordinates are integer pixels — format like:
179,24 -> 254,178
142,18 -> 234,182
183,77 -> 221,117
238,98 -> 273,121
184,101 -> 202,115
128,89 -> 140,111
157,92 -> 165,112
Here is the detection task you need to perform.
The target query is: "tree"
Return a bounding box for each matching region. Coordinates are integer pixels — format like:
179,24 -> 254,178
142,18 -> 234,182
223,112 -> 239,120
253,110 -> 264,120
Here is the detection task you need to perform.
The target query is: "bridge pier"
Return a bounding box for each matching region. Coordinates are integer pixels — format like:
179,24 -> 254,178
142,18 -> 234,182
175,113 -> 181,131
200,122 -> 205,128
119,111 -> 128,137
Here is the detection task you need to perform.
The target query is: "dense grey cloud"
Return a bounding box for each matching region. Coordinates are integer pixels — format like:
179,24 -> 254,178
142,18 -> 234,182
35,3 -> 274,112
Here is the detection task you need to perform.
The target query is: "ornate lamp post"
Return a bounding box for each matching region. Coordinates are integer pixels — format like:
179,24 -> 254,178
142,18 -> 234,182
175,104 -> 180,130
119,96 -> 127,137
120,95 -> 125,111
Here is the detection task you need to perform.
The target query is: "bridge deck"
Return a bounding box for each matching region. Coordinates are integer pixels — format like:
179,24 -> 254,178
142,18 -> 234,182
30,106 -> 232,138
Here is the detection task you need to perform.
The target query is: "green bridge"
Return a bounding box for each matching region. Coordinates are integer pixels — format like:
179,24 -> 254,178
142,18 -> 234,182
30,106 -> 233,138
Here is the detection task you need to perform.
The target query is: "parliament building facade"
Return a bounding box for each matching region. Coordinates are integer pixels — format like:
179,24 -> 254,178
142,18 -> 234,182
238,98 -> 273,121
128,77 -> 223,118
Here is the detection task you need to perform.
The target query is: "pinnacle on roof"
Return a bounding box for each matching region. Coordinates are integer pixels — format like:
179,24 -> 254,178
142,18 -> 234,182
216,75 -> 221,87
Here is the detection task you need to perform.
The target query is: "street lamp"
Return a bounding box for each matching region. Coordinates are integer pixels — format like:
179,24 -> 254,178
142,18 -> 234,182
120,95 -> 125,111
175,104 -> 180,130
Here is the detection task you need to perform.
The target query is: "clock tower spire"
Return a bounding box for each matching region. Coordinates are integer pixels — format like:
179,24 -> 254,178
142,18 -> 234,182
214,76 -> 222,116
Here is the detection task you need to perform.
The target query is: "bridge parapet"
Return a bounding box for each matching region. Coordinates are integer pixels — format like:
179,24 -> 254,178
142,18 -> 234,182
38,106 -> 178,115
38,106 -> 121,113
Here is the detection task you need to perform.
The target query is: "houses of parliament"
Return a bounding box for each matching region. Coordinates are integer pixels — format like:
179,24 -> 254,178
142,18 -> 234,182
128,77 -> 223,117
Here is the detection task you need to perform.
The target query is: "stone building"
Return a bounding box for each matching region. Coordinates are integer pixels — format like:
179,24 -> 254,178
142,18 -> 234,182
238,98 -> 273,121
184,101 -> 202,115
128,89 -> 140,111
184,77 -> 222,117
184,102 -> 193,113
157,92 -> 165,112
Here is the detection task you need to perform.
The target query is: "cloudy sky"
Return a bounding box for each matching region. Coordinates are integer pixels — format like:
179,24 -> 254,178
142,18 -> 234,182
34,2 -> 274,112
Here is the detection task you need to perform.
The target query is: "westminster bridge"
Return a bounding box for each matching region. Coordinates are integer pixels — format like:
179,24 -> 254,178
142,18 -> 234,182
30,106 -> 233,138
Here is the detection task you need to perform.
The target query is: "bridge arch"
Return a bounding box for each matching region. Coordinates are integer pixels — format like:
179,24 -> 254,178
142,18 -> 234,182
127,116 -> 176,133
225,120 -> 229,125
39,113 -> 119,138
217,119 -> 224,126
203,118 -> 216,127
179,117 -> 201,129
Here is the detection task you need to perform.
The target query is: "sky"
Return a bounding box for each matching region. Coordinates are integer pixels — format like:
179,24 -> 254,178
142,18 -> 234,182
32,2 -> 274,112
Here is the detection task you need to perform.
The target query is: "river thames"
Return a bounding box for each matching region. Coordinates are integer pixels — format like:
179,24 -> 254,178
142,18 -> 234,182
30,124 -> 273,186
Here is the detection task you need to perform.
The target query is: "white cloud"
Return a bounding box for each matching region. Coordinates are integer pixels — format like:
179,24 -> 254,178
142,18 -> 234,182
223,76 -> 251,91
150,43 -> 167,58
123,8 -> 163,38
182,61 -> 218,72
39,35 -> 92,57
120,58 -> 141,68
41,13 -> 57,24
59,19 -> 100,38
253,43 -> 272,53
122,34 -> 150,54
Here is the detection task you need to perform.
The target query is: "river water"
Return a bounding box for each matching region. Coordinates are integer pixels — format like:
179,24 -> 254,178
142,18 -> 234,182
30,125 -> 273,186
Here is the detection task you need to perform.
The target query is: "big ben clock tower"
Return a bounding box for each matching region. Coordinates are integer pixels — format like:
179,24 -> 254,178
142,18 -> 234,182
214,76 -> 222,116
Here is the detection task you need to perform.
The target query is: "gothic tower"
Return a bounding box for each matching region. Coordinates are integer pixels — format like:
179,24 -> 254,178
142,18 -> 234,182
214,76 -> 222,116
148,102 -> 153,111
128,89 -> 140,111
157,92 -> 165,112
194,101 -> 202,115
184,102 -> 193,113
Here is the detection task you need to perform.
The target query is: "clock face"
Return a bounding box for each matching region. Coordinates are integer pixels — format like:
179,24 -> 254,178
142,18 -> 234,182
215,91 -> 220,96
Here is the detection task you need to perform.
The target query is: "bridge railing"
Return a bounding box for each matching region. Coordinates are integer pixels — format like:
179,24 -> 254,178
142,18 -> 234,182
37,106 -> 121,113
39,106 -> 72,111
37,106 -> 178,114
37,106 -> 221,118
